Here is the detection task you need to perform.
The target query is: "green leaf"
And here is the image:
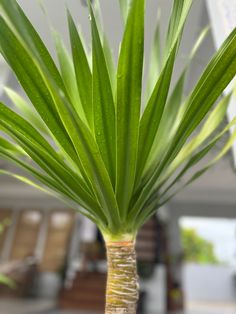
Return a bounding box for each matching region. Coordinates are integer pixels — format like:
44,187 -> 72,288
146,10 -> 162,100
143,65 -> 186,185
51,32 -> 97,190
91,0 -> 116,96
0,11 -> 94,185
135,45 -> 178,186
166,28 -> 236,164
153,93 -> 232,190
135,0 -> 192,187
0,168 -> 99,224
142,26 -> 210,186
131,26 -> 236,221
168,94 -> 231,173
119,0 -> 132,24
0,0 -> 65,91
1,0 -> 236,237
90,6 -> 116,187
103,36 -> 116,98
52,31 -> 87,124
189,26 -> 210,60
0,6 -> 120,231
160,126 -> 236,209
0,15 -> 79,167
29,60 -> 120,231
24,48 -> 121,230
153,115 -> 236,206
59,111 -> 120,230
136,116 -> 236,228
0,137 -> 26,156
164,0 -> 193,60
0,103 -> 98,209
4,87 -> 50,135
116,0 -> 145,216
0,145 -> 99,214
67,11 -> 93,128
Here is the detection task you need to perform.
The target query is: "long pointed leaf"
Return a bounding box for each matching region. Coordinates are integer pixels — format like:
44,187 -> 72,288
136,1 -> 192,186
149,115 -> 236,208
119,0 -> 132,25
135,124 -> 236,228
159,127 -> 236,210
53,31 -> 87,124
0,7 -> 120,231
164,0 -> 193,60
0,0 -> 65,93
0,103 -> 97,207
146,10 -> 162,100
90,7 -> 116,187
68,11 -> 93,128
0,15 -> 79,167
0,146 -> 105,223
135,45 -> 178,185
91,0 -> 116,96
4,87 -> 50,135
168,94 -> 231,174
146,93 -> 232,194
103,36 -> 116,98
116,0 -> 145,216
142,26 -> 210,185
131,27 -> 236,219
146,70 -> 186,172
0,168 -> 99,224
0,137 -> 26,156
33,63 -> 120,230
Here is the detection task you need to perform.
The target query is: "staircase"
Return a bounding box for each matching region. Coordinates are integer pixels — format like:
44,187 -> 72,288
136,217 -> 159,262
59,272 -> 106,313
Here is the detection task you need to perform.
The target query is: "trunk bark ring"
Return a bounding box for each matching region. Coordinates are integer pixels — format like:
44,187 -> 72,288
105,241 -> 139,314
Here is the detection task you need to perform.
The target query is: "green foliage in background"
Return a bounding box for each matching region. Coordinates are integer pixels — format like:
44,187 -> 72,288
0,218 -> 11,235
0,220 -> 15,288
0,274 -> 15,288
181,227 -> 220,265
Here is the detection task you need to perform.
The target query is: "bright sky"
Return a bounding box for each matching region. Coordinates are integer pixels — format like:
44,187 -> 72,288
179,217 -> 236,267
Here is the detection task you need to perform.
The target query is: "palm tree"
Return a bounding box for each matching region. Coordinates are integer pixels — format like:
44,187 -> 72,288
0,0 -> 236,312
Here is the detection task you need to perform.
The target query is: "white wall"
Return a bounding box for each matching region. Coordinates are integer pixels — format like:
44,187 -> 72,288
183,264 -> 236,302
140,266 -> 166,314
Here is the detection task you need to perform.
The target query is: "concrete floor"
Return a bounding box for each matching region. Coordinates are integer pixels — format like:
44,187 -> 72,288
0,298 -> 54,314
185,302 -> 236,314
0,299 -> 236,314
0,298 -> 55,314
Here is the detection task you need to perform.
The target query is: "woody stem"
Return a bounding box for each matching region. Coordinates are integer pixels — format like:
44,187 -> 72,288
105,241 -> 139,314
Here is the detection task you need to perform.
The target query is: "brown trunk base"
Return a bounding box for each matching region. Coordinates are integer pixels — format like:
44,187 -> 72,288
105,241 -> 138,314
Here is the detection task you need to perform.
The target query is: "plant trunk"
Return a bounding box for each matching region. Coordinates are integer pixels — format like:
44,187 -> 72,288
105,241 -> 139,314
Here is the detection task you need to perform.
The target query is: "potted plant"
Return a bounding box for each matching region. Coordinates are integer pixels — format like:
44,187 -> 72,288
0,0 -> 236,312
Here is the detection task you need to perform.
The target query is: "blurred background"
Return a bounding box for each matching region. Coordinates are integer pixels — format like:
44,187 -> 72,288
1,0 -> 236,313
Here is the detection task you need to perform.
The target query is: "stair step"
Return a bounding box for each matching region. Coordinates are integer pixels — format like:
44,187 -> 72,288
59,299 -> 104,311
61,290 -> 105,300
